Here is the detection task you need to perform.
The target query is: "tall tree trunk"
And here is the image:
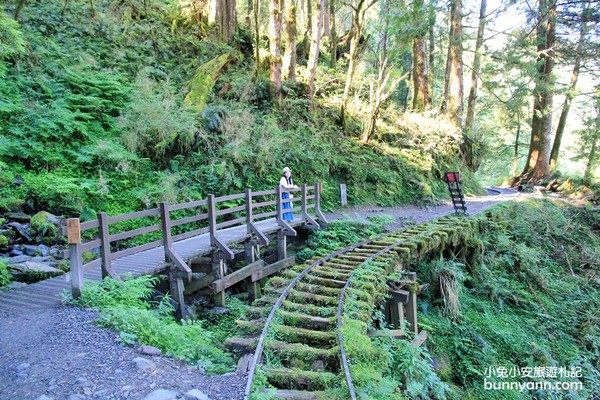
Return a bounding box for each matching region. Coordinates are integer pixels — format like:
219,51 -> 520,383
283,0 -> 297,80
269,0 -> 284,94
411,0 -> 430,112
412,37 -> 429,111
513,114 -> 521,177
246,0 -> 253,28
323,0 -> 330,36
523,0 -> 556,179
254,0 -> 261,75
549,11 -> 587,171
465,0 -> 487,133
440,42 -> 451,112
329,0 -> 337,68
428,24 -> 435,103
584,108 -> 599,181
14,0 -> 27,20
217,0 -> 236,42
447,0 -> 463,126
306,0 -> 325,102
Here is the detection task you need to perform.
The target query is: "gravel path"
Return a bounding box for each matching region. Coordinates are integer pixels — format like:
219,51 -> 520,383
0,188 -> 523,400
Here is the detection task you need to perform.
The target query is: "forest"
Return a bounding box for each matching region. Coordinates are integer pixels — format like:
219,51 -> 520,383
0,0 -> 599,399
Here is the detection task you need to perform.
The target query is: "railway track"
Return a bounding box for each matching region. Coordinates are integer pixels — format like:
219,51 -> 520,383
226,216 -> 470,400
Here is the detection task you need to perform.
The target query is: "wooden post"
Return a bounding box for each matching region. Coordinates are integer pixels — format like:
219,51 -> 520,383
212,252 -> 226,306
275,185 -> 283,223
245,189 -> 253,235
301,184 -> 308,220
406,288 -> 418,335
340,183 -> 347,207
160,202 -> 172,262
315,182 -> 328,225
208,194 -> 217,246
245,240 -> 259,302
67,218 -> 83,298
98,212 -> 113,278
168,269 -> 186,321
277,230 -> 287,260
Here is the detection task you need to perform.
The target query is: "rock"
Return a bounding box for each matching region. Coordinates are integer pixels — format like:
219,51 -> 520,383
6,255 -> 32,264
49,246 -> 62,258
6,281 -> 28,290
132,357 -> 156,371
185,389 -> 210,400
139,345 -> 162,356
36,396 -> 53,400
121,385 -> 135,392
16,363 -> 30,372
12,175 -> 24,186
67,395 -> 86,400
8,222 -> 32,242
142,389 -> 179,400
30,211 -> 61,238
6,212 -> 31,222
10,262 -> 61,274
9,248 -> 24,257
209,307 -> 229,315
23,244 -> 50,257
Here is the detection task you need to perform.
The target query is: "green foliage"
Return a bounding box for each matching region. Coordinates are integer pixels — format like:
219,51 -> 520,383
193,295 -> 249,344
0,10 -> 26,61
419,200 -> 600,399
0,258 -> 12,287
29,211 -> 58,238
118,71 -> 199,165
295,217 -> 389,263
68,274 -> 235,374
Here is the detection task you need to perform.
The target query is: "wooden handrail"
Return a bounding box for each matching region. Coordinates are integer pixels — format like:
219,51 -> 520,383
66,183 -> 326,298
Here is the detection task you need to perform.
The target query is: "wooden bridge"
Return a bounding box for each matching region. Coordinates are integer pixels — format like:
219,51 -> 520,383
0,184 -> 327,317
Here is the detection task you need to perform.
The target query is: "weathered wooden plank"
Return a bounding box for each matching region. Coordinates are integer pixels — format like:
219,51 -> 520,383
251,257 -> 295,282
253,199 -> 277,208
109,223 -> 162,243
252,189 -> 276,197
216,216 -> 246,230
184,272 -> 216,294
215,204 -> 246,217
110,239 -> 163,261
80,220 -> 100,232
107,208 -> 160,224
172,226 -> 210,242
253,210 -> 277,220
215,193 -> 246,202
170,213 -> 208,228
212,260 -> 265,293
80,239 -> 101,253
170,199 -> 208,211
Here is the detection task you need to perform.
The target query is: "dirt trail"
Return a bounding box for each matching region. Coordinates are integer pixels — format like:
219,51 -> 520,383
0,189 -> 523,400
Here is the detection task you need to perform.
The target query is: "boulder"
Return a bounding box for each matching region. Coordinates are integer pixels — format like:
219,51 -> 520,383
9,262 -> 61,274
185,389 -> 211,400
142,389 -> 179,400
132,357 -> 156,371
6,212 -> 31,223
22,244 -> 50,257
30,211 -> 61,238
8,222 -> 32,242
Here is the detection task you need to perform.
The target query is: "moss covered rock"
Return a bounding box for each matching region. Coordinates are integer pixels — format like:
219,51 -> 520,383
29,211 -> 60,238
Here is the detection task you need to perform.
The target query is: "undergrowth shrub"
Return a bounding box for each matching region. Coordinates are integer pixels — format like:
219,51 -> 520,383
67,274 -> 236,374
418,200 -> 599,399
0,258 -> 12,287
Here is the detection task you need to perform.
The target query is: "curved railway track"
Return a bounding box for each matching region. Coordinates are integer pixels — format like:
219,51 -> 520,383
226,216 -> 467,400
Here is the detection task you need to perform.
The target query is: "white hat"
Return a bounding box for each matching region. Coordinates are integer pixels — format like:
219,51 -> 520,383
283,166 -> 291,173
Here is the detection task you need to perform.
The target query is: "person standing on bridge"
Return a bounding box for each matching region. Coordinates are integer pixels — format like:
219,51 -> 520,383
280,167 -> 299,221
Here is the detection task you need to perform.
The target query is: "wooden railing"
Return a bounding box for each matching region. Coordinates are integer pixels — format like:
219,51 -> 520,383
62,183 -> 326,297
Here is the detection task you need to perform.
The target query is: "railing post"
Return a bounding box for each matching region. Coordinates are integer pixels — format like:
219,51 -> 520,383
301,184 -> 308,220
67,218 -> 83,298
98,212 -> 113,278
314,182 -> 328,226
275,185 -> 283,223
159,202 -> 172,261
245,189 -> 253,235
208,194 -> 217,247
